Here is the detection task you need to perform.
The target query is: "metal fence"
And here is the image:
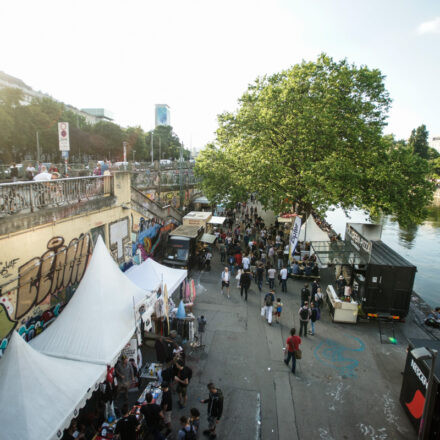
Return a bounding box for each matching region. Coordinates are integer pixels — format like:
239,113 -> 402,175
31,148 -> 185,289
0,176 -> 112,216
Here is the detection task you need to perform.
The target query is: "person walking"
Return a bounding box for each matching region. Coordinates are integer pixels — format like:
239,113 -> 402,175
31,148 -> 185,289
228,254 -> 235,276
274,297 -> 283,323
160,382 -> 173,435
315,287 -> 324,310
256,262 -> 264,292
219,242 -> 226,263
201,383 -> 224,439
242,254 -> 250,271
221,267 -> 231,298
284,328 -> 301,374
240,269 -> 252,301
298,302 -> 311,337
280,266 -> 288,293
205,249 -> 212,271
309,302 -> 320,335
267,265 -> 276,290
263,290 -> 275,325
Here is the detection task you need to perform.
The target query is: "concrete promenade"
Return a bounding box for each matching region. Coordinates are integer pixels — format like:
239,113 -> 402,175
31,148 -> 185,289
173,249 -> 427,440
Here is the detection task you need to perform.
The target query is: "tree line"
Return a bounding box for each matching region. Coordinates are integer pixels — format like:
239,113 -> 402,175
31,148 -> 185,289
0,87 -> 191,164
195,54 -> 436,226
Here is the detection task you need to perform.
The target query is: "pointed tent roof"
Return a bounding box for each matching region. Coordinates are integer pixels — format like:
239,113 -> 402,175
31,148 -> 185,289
0,332 -> 105,440
299,215 -> 331,242
30,236 -> 147,365
125,257 -> 187,296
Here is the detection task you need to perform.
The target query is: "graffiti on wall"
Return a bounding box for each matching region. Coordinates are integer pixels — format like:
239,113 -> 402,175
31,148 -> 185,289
0,258 -> 20,279
0,233 -> 91,348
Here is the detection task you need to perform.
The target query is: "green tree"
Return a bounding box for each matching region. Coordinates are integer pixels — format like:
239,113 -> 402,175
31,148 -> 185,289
409,124 -> 429,159
196,54 -> 433,225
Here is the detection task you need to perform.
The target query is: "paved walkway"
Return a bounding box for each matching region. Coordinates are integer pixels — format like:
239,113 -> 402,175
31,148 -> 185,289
172,243 -> 424,440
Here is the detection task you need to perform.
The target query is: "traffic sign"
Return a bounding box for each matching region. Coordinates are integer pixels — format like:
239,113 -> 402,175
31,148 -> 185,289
58,122 -> 70,151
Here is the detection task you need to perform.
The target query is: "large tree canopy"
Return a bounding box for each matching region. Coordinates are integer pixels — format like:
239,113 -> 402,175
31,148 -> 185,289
196,54 -> 433,225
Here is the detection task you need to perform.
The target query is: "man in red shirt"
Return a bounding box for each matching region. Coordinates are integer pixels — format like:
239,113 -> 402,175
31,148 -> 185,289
284,327 -> 301,374
234,251 -> 242,267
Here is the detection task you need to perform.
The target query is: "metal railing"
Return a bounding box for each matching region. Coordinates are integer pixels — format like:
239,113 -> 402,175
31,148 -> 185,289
0,175 -> 112,216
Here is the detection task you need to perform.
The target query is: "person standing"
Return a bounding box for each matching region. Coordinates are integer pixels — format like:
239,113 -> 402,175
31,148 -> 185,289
228,254 -> 235,276
284,328 -> 301,374
178,416 -> 197,440
10,163 -> 19,182
274,297 -> 283,323
240,269 -> 252,301
310,302 -> 320,335
280,266 -> 288,293
264,290 -> 275,325
160,382 -> 173,435
267,265 -> 276,290
315,287 -> 324,310
115,356 -> 134,402
201,383 -> 224,439
174,360 -> 192,409
114,403 -> 139,440
221,267 -> 230,298
140,392 -> 164,439
298,302 -> 311,337
300,283 -> 310,306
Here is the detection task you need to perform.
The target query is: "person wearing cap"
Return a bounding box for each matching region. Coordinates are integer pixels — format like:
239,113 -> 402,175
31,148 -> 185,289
160,382 -> 172,434
337,274 -> 346,297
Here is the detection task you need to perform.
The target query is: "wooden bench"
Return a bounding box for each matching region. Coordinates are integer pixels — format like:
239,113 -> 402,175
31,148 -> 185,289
288,273 -> 320,281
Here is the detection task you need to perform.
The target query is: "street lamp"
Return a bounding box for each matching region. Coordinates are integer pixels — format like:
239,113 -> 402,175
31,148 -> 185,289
132,150 -> 136,162
411,346 -> 438,440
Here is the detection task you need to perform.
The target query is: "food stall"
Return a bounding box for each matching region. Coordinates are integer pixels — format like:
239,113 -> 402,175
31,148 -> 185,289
182,211 -> 212,228
326,285 -> 358,323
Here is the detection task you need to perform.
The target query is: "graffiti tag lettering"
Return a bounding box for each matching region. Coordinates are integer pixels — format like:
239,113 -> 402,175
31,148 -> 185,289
0,258 -> 20,278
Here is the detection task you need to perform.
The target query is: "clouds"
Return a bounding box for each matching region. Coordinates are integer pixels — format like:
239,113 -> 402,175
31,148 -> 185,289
417,17 -> 440,35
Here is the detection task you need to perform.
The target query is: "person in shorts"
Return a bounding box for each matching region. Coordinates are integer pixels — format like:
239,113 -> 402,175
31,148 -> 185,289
221,267 -> 231,298
174,361 -> 191,409
274,298 -> 283,323
201,383 -> 224,439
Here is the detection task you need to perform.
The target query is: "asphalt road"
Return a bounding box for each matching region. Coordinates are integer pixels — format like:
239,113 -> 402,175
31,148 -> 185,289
174,250 -> 424,440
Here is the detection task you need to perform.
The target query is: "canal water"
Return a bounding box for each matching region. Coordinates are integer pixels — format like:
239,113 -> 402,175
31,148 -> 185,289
325,206 -> 440,308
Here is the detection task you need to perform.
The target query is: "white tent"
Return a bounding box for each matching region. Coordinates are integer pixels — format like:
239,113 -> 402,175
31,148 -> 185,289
0,332 -> 106,440
125,257 -> 187,297
30,236 -> 148,365
299,215 -> 331,242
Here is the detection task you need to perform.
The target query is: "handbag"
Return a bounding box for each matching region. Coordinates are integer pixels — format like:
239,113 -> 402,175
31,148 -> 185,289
294,348 -> 302,360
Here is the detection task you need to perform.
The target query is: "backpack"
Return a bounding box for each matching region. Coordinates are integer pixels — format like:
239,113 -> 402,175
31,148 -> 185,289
300,308 -> 309,320
183,424 -> 197,440
265,294 -> 273,306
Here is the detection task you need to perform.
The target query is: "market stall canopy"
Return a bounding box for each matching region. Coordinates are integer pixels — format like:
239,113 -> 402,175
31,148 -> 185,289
200,233 -> 217,244
311,240 -> 369,266
30,236 -> 147,365
299,215 -> 331,242
208,216 -> 226,225
193,196 -> 210,204
0,332 -> 106,440
125,257 -> 187,296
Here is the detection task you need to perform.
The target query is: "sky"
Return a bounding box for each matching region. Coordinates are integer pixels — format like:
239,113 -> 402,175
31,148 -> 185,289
0,0 -> 439,151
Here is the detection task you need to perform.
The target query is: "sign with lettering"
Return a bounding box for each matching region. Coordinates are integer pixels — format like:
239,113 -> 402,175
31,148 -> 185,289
58,122 -> 70,151
289,216 -> 302,261
345,225 -> 372,255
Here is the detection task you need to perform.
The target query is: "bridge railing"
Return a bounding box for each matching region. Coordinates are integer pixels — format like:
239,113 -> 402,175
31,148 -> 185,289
0,175 -> 113,217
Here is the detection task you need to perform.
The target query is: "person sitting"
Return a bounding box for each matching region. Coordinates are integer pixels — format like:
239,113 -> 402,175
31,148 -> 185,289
292,261 -> 303,275
425,307 -> 440,328
304,263 -> 313,276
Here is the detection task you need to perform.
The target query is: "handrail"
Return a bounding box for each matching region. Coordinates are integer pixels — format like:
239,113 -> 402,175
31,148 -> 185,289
0,175 -> 113,217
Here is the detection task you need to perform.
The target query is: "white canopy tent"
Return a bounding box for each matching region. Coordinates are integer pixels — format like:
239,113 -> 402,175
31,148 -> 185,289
299,215 -> 331,242
0,332 -> 106,440
125,257 -> 187,297
31,236 -> 148,365
208,216 -> 226,225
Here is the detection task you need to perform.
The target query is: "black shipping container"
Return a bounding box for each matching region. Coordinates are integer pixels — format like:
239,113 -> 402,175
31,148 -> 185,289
400,338 -> 440,439
355,241 -> 417,318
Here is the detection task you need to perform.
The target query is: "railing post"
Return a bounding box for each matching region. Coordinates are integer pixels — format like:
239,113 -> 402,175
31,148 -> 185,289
29,183 -> 34,213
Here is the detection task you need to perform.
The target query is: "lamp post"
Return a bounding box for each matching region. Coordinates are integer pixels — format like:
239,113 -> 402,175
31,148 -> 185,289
411,347 -> 438,440
132,150 -> 136,162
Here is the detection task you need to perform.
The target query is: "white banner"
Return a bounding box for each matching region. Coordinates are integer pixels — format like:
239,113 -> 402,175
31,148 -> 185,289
289,216 -> 302,261
58,122 -> 70,151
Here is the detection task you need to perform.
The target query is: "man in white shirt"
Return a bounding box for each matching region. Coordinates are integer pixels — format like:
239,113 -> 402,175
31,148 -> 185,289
33,165 -> 52,181
242,255 -> 250,271
280,266 -> 288,293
